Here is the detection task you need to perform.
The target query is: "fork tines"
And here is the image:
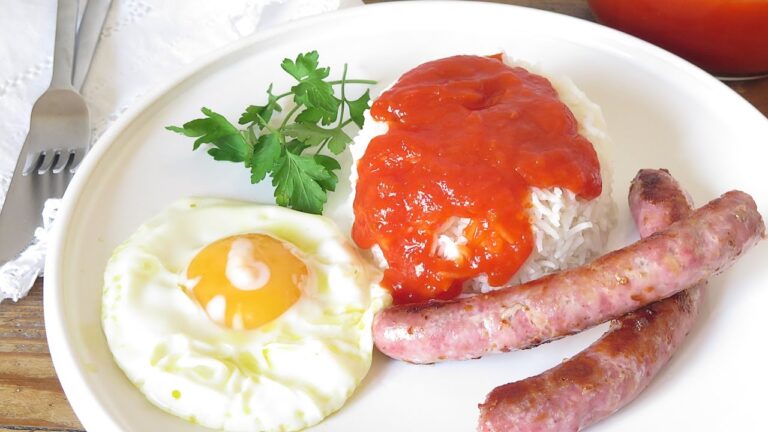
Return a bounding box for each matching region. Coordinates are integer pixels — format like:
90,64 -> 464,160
22,148 -> 86,176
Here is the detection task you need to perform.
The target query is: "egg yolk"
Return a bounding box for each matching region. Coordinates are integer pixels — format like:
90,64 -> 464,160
184,234 -> 307,330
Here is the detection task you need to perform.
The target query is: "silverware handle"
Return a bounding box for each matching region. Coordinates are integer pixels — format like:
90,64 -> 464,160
0,159 -> 40,264
50,0 -> 79,89
73,0 -> 113,91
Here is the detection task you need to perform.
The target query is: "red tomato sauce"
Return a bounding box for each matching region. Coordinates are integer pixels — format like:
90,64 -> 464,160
352,55 -> 601,304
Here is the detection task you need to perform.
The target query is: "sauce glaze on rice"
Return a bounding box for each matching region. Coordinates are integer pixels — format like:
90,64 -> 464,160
349,54 -> 616,295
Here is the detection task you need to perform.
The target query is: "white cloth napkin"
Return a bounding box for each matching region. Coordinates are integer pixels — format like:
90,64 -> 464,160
0,0 -> 363,303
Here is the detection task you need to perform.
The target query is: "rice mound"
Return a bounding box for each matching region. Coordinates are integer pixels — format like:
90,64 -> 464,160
349,55 -> 616,293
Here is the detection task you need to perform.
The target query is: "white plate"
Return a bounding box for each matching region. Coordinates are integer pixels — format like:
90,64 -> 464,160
45,2 -> 768,431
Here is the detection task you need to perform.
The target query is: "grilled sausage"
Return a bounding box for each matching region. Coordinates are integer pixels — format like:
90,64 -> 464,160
373,190 -> 764,364
477,169 -> 703,432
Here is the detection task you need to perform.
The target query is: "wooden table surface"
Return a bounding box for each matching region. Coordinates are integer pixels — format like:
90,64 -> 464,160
1,1 -> 766,431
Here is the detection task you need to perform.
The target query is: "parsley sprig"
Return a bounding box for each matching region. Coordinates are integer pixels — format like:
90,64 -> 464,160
167,51 -> 375,214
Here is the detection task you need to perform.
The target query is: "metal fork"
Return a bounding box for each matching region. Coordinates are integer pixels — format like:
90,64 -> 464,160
0,0 -> 92,264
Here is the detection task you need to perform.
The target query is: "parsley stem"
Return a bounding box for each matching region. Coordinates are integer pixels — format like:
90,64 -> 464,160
257,114 -> 286,145
337,64 -> 349,128
314,137 -> 332,156
273,79 -> 375,102
275,91 -> 292,100
281,104 -> 302,130
315,119 -> 355,156
328,79 -> 377,85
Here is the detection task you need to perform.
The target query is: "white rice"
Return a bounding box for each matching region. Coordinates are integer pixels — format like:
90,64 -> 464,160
350,54 -> 616,293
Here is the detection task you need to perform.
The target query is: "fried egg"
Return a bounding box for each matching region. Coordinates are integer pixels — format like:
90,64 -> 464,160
102,198 -> 389,431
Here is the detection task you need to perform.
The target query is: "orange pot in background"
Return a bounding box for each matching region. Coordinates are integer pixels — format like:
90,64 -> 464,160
588,0 -> 768,77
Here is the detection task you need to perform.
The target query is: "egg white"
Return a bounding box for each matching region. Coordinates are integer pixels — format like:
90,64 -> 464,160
102,198 -> 390,431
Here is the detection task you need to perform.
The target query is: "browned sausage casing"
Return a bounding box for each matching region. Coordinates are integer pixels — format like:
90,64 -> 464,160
373,190 -> 764,364
477,169 -> 703,432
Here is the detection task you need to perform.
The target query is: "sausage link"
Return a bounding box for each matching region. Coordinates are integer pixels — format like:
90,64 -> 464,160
477,169 -> 702,431
373,190 -> 764,364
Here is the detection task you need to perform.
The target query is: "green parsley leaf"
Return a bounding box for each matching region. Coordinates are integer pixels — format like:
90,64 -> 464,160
295,107 -> 324,124
167,107 -> 249,163
272,152 -> 333,214
292,81 -> 338,121
283,123 -> 352,155
239,84 -> 282,127
282,52 -> 339,123
285,139 -> 312,155
250,134 -> 282,183
243,125 -> 258,148
313,155 -> 341,192
282,123 -> 330,146
281,51 -> 328,82
326,129 -> 352,155
346,89 -> 371,128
